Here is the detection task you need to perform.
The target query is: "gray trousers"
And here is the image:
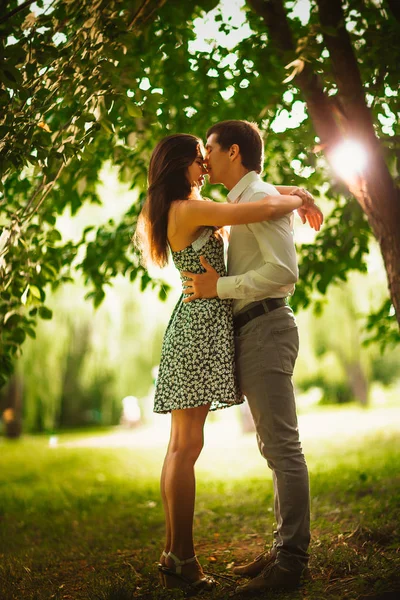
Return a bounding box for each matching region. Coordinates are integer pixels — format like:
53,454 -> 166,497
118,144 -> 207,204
234,305 -> 310,570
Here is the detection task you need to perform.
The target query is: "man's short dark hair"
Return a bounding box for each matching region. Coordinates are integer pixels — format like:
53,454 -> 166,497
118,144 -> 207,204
206,120 -> 264,173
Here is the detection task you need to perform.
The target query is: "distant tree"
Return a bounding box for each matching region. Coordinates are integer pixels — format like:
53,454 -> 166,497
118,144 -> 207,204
1,0 -> 399,386
0,0 -> 169,385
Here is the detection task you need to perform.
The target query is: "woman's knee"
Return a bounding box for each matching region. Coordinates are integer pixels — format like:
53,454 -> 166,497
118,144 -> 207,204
169,425 -> 205,461
169,406 -> 208,459
168,435 -> 204,461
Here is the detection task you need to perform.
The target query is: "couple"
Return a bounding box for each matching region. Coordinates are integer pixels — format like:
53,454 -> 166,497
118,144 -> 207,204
135,120 -> 323,595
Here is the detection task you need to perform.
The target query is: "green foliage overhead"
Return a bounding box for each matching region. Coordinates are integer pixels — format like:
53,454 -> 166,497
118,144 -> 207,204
1,0 -> 399,386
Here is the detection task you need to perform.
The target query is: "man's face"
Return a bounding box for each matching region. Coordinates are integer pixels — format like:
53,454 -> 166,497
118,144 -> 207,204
205,133 -> 231,185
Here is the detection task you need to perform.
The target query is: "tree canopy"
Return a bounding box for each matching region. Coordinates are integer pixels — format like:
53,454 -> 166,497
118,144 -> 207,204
1,0 -> 399,386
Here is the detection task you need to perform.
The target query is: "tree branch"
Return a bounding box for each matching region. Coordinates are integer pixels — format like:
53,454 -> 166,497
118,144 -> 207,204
24,161 -> 66,222
316,0 -> 399,219
315,0 -> 375,140
246,0 -> 293,52
247,1 -> 399,211
246,0 -> 342,148
0,0 -> 36,25
19,175 -> 47,219
128,0 -> 166,30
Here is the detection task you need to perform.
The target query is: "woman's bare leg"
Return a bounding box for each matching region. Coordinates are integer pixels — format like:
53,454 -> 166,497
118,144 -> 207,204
159,450 -> 171,564
161,404 -> 210,577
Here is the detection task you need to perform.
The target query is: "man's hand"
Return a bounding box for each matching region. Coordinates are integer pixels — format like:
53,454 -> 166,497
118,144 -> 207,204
181,256 -> 220,303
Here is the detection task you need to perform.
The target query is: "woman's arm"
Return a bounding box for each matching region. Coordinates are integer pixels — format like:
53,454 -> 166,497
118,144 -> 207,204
178,194 -> 303,229
276,185 -> 316,207
275,185 -> 297,195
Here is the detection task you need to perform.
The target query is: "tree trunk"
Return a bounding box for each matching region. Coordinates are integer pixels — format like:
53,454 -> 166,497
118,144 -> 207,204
386,0 -> 400,23
364,197 -> 400,326
247,0 -> 400,328
343,361 -> 369,407
2,375 -> 23,438
315,0 -> 400,328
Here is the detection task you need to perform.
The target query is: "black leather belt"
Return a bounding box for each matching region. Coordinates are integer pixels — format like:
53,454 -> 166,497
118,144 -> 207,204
233,298 -> 287,330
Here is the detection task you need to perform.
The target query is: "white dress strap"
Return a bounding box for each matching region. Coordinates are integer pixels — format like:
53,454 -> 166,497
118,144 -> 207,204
191,227 -> 213,252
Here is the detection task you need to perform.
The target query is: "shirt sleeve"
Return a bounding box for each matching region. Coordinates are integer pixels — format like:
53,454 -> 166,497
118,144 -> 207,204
216,192 -> 299,301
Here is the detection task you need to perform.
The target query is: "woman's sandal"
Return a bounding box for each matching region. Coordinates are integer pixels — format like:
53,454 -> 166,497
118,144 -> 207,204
159,551 -> 216,591
157,551 -> 169,586
157,550 -> 169,568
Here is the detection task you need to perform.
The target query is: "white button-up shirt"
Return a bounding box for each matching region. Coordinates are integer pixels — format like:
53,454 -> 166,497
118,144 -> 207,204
217,171 -> 298,315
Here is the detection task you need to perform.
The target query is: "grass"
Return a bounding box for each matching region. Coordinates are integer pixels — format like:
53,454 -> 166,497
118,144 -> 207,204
0,405 -> 399,600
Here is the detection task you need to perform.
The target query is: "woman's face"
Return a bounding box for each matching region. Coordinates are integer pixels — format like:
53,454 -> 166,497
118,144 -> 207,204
186,146 -> 207,189
205,133 -> 231,185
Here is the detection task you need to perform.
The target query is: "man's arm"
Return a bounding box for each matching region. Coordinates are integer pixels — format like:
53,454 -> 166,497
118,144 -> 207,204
182,218 -> 298,303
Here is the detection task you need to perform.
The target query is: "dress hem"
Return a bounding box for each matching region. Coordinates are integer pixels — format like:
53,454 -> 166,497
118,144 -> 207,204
153,397 -> 244,414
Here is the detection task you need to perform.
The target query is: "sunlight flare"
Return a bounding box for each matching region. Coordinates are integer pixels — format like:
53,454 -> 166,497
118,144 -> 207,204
330,140 -> 368,182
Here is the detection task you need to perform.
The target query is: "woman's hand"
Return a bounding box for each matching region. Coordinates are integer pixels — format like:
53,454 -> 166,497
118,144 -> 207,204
297,203 -> 323,231
290,187 -> 315,206
290,187 -> 324,231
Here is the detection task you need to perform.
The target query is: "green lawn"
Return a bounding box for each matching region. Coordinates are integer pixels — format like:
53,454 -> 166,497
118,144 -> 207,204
0,405 -> 399,600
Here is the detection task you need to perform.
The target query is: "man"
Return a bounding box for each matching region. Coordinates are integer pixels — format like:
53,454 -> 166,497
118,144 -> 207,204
182,120 -> 322,594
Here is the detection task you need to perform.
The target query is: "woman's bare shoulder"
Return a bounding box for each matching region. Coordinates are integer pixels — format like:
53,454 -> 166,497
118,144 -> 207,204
169,199 -> 187,216
172,197 -> 211,212
167,200 -> 205,249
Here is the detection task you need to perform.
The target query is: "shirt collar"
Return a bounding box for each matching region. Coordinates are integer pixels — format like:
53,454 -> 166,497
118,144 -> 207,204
227,171 -> 260,203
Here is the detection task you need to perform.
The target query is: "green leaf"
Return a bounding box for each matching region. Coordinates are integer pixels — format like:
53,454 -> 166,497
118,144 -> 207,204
27,154 -> 40,165
158,286 -> 168,301
140,272 -> 151,291
0,63 -> 22,89
29,286 -> 42,300
4,313 -> 21,328
12,327 -> 26,344
100,120 -> 114,134
46,229 -> 62,244
43,213 -> 57,226
39,306 -> 53,319
126,102 -> 142,118
93,289 -> 105,308
317,278 -> 327,294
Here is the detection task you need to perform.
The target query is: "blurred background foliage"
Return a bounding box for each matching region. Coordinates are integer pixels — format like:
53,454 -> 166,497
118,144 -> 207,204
1,0 -> 399,433
1,166 -> 399,434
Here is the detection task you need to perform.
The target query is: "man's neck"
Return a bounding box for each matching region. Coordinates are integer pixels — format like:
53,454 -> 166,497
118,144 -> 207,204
224,167 -> 251,191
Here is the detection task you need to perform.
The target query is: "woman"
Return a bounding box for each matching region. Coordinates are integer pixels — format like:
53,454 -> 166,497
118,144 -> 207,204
135,133 -> 311,592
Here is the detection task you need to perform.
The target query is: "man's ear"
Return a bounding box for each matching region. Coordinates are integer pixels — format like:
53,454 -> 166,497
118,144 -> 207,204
229,144 -> 240,162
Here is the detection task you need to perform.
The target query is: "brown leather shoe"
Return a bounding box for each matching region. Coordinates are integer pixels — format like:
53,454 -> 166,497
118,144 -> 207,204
231,548 -> 277,578
234,562 -> 308,595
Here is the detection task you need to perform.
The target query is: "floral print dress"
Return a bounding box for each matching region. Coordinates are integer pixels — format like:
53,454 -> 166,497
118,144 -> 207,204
153,227 -> 243,413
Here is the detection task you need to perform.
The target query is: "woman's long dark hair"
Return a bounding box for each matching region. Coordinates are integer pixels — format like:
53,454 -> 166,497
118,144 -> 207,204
135,133 -> 202,268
